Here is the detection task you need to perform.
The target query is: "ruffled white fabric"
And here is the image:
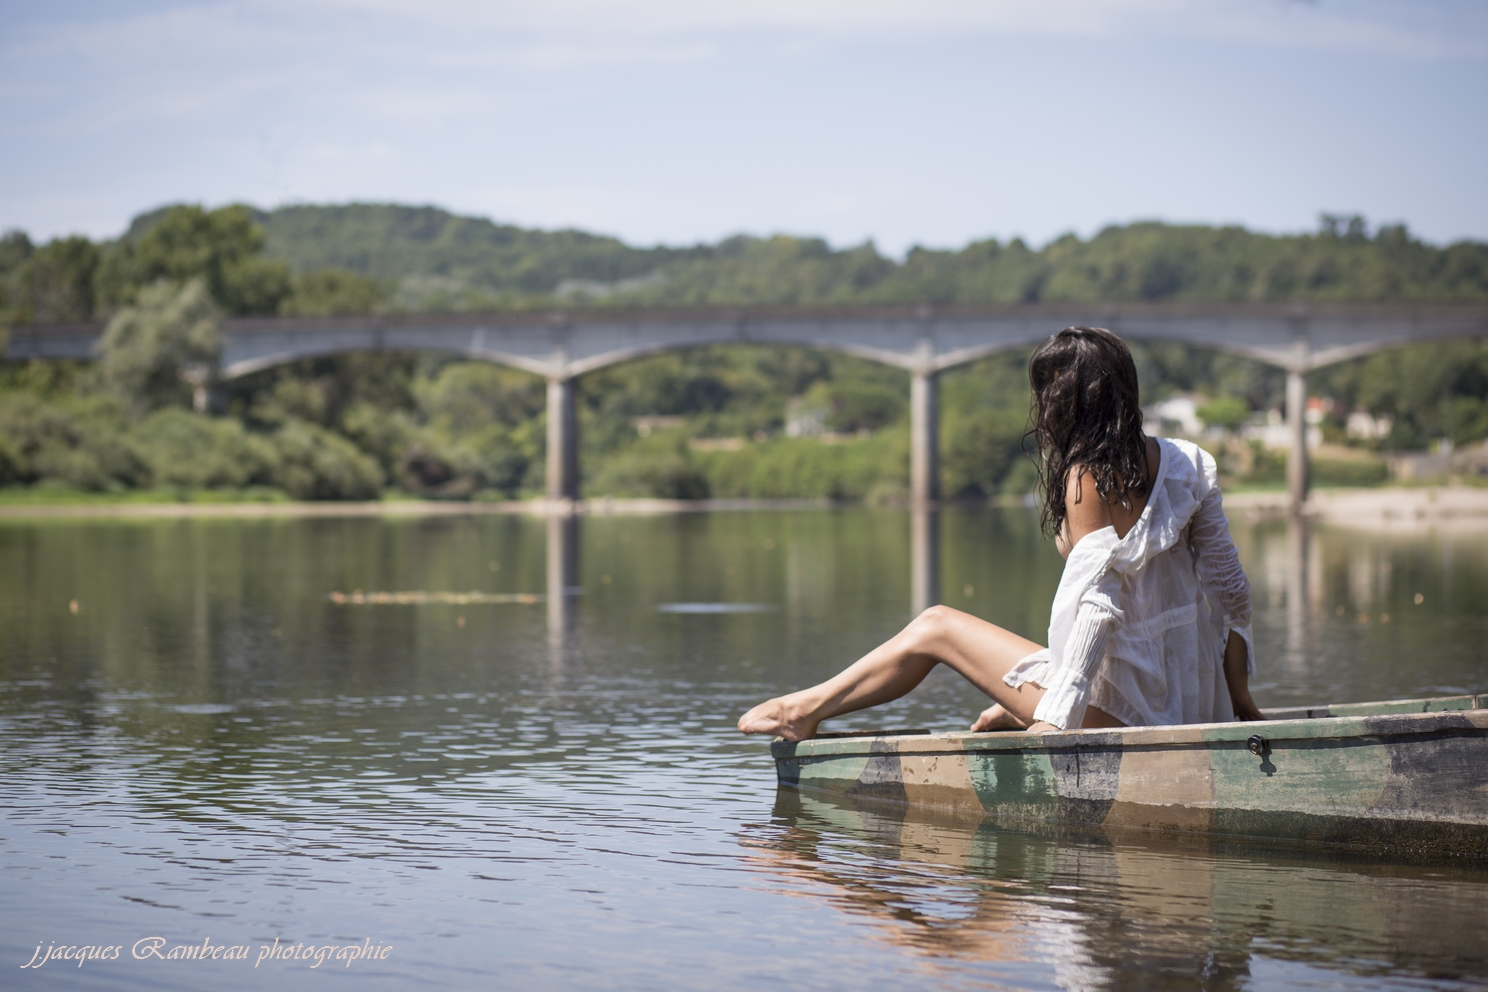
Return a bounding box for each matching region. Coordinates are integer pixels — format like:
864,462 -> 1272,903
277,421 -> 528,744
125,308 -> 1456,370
1003,438 -> 1254,730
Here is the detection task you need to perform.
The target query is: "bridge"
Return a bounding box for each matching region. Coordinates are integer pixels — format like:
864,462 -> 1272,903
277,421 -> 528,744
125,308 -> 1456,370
9,302 -> 1488,511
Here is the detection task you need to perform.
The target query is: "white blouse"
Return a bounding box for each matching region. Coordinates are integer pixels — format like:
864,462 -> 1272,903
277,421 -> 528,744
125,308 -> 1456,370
1003,438 -> 1255,731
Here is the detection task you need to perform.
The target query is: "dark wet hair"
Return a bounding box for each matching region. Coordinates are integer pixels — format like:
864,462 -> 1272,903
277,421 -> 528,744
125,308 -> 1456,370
1027,326 -> 1149,540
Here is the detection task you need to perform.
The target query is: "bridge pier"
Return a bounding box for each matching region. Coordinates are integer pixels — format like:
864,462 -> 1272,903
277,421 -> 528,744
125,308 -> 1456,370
547,376 -> 579,502
910,370 -> 939,507
1286,368 -> 1309,514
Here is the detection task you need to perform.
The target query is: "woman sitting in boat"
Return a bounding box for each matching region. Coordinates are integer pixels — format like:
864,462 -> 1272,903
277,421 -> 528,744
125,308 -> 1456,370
739,325 -> 1265,741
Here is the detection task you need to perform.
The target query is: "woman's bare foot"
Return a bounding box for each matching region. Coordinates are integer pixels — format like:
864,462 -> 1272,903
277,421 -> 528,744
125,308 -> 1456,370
738,696 -> 821,741
970,702 -> 1028,733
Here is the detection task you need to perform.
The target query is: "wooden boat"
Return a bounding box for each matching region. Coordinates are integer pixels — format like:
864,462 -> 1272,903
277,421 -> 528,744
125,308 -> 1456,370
771,694 -> 1488,858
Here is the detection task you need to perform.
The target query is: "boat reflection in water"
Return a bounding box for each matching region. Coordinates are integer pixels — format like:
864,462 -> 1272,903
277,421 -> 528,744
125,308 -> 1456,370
745,788 -> 1488,990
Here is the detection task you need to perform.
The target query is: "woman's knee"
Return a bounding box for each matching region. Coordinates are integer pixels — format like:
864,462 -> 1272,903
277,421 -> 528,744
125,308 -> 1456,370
905,604 -> 966,649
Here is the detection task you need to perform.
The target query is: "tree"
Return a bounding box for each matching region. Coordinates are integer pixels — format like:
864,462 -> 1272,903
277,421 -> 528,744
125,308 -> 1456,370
1197,396 -> 1250,431
94,205 -> 292,315
0,229 -> 35,325
280,268 -> 386,315
15,236 -> 100,323
95,279 -> 222,413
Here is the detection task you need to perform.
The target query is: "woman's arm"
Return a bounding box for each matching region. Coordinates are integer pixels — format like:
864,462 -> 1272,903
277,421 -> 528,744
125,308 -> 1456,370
1029,569 -> 1121,730
1029,468 -> 1122,731
1224,629 -> 1265,721
1190,486 -> 1262,717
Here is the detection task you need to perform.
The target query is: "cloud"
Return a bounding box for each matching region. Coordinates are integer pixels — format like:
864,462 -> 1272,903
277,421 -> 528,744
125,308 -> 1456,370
303,0 -> 1483,57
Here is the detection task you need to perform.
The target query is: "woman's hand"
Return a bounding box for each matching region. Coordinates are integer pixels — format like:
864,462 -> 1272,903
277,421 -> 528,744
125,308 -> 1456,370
1223,630 -> 1265,722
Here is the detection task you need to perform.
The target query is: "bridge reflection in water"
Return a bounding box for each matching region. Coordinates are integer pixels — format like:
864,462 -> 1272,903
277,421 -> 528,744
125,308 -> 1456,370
749,789 -> 1488,989
547,512 -> 580,657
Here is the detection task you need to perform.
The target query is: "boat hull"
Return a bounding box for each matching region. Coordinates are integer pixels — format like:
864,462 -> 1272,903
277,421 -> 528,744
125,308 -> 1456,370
771,696 -> 1488,858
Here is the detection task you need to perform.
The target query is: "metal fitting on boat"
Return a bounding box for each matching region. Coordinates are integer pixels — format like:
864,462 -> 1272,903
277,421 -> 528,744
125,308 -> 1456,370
1247,734 -> 1270,757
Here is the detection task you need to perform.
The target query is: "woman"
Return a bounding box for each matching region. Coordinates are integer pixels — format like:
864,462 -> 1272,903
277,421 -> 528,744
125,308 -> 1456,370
738,326 -> 1264,741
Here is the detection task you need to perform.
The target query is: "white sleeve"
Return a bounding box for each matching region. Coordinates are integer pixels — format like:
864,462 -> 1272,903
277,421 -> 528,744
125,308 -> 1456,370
1189,487 -> 1255,675
1031,567 -> 1122,730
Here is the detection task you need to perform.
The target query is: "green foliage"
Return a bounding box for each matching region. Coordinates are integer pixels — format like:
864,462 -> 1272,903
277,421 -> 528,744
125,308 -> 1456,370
1313,341 -> 1488,449
280,268 -> 387,316
589,432 -> 712,499
236,352 -> 416,429
245,206 -> 1488,310
257,203 -> 709,308
11,236 -> 99,323
96,279 -> 221,413
270,419 -> 383,500
0,392 -> 149,490
579,346 -> 894,444
1312,454 -> 1389,487
943,407 -> 1032,497
939,352 -> 1038,498
0,230 -> 34,325
131,408 -> 278,489
6,203 -> 1488,500
408,362 -> 543,495
1129,342 -> 1283,409
800,377 -> 905,433
1197,396 -> 1251,431
696,431 -> 909,501
96,204 -> 292,315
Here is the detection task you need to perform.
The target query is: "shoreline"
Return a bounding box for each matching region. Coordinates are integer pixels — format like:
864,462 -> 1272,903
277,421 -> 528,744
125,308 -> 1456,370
4,487 -> 1488,524
0,496 -> 843,519
1225,486 -> 1488,528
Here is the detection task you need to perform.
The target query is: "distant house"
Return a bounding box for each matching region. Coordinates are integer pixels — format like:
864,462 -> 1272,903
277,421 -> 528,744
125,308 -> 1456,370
1346,409 -> 1393,441
1141,394 -> 1207,437
1241,408 -> 1321,450
785,398 -> 828,438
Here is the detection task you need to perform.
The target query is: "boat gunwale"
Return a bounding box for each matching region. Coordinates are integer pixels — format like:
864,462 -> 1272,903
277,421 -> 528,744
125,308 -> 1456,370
771,697 -> 1488,761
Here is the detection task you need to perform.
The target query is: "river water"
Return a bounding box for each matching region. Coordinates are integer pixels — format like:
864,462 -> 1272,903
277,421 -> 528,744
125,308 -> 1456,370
1,507 -> 1485,991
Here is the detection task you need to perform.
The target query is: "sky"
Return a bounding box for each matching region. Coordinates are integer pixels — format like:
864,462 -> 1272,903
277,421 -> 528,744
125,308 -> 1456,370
1,0 -> 1485,255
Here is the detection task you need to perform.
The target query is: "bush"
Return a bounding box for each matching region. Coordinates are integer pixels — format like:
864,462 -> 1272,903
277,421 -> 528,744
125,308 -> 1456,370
942,407 -> 1029,497
270,420 -> 383,500
1312,454 -> 1388,487
1197,396 -> 1250,431
0,393 -> 149,490
130,409 -> 278,489
800,378 -> 905,433
589,433 -> 711,499
692,431 -> 907,500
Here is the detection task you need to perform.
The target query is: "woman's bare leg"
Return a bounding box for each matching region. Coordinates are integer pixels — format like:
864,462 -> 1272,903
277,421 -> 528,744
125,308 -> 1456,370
739,605 -> 1052,741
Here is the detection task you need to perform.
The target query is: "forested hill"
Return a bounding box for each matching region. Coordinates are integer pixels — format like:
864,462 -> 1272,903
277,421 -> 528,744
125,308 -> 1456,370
251,204 -> 1488,311
253,204 -> 709,301
3,202 -> 1488,325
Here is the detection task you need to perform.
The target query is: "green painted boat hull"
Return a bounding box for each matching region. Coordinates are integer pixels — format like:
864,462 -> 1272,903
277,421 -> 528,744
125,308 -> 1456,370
771,695 -> 1488,858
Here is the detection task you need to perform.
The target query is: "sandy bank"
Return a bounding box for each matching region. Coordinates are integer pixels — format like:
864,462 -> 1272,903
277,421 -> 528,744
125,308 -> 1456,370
1226,486 -> 1488,529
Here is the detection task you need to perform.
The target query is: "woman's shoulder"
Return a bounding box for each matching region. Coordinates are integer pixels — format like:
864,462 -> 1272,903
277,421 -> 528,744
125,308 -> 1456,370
1156,437 -> 1220,494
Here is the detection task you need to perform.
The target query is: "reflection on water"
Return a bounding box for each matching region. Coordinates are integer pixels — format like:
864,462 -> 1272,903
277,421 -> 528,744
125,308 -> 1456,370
1,507 -> 1485,991
755,792 -> 1488,990
912,508 -> 940,614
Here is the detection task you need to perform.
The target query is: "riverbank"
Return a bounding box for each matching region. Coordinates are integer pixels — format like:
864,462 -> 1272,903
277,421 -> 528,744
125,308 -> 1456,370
5,487 -> 1488,523
1226,486 -> 1488,528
